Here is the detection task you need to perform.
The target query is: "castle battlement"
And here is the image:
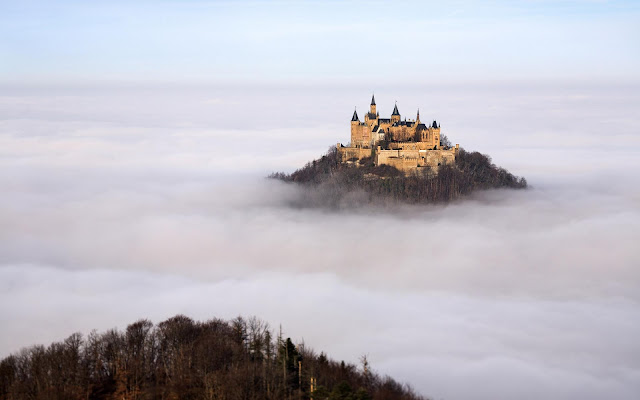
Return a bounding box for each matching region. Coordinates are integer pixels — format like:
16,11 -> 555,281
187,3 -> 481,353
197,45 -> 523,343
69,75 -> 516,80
338,95 -> 459,173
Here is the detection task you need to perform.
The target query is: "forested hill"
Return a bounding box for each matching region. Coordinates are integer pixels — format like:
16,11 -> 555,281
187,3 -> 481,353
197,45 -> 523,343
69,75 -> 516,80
271,146 -> 527,207
0,315 -> 424,400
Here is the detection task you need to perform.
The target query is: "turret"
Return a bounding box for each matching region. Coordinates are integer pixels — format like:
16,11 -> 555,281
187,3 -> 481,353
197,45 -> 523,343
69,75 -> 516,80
365,94 -> 378,127
351,109 -> 359,123
432,120 -> 440,148
391,102 -> 401,123
351,108 -> 361,146
416,109 -> 420,124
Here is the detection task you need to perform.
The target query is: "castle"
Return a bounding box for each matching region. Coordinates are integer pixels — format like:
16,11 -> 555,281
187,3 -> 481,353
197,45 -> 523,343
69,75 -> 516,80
337,95 -> 459,173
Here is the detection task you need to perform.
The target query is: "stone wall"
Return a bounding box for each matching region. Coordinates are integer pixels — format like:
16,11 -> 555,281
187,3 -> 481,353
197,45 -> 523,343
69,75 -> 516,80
350,124 -> 372,147
388,125 -> 409,141
382,156 -> 421,172
375,146 -> 458,173
336,144 -> 372,162
389,142 -> 437,151
337,141 -> 459,174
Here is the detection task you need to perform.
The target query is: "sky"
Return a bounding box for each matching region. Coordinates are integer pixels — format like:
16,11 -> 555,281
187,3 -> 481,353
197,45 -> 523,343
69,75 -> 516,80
1,1 -> 640,400
1,0 -> 639,84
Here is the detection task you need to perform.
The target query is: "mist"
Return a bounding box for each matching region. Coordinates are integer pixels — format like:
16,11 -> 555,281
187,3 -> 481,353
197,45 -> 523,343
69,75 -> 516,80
1,82 -> 639,400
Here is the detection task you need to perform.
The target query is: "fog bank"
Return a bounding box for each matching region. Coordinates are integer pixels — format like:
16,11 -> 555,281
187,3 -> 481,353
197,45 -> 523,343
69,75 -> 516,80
1,83 -> 639,399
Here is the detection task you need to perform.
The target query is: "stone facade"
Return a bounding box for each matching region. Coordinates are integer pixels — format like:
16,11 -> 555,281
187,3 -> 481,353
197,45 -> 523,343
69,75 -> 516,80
338,95 -> 459,174
337,145 -> 372,162
375,147 -> 458,173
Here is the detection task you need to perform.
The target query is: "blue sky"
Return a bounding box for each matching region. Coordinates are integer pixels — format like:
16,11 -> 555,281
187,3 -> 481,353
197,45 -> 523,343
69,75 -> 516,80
1,0 -> 638,84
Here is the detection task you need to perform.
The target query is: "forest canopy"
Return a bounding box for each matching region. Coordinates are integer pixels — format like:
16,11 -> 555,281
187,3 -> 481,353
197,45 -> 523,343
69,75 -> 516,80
0,315 -> 424,400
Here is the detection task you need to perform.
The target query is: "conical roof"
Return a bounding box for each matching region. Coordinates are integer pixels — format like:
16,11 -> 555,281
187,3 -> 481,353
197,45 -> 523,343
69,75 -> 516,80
351,109 -> 359,121
371,94 -> 376,106
392,103 -> 400,116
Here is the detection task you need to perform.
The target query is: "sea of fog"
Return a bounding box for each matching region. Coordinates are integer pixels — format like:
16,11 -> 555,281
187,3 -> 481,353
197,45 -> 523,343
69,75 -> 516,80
1,83 -> 639,400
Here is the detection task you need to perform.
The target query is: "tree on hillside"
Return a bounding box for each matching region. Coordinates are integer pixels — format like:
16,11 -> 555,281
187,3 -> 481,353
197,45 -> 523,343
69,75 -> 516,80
0,316 -> 426,400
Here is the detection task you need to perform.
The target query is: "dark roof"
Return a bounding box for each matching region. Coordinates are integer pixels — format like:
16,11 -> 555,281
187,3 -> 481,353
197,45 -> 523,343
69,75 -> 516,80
371,94 -> 376,106
392,103 -> 400,116
379,118 -> 391,123
432,120 -> 437,128
417,123 -> 427,129
352,110 -> 359,121
372,125 -> 379,131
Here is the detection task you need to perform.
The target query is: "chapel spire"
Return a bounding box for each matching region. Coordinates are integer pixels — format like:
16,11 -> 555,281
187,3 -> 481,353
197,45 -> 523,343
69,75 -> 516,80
369,94 -> 377,116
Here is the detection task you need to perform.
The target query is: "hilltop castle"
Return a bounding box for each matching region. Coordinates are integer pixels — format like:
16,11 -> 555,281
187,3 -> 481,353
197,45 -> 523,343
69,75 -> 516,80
337,95 -> 459,173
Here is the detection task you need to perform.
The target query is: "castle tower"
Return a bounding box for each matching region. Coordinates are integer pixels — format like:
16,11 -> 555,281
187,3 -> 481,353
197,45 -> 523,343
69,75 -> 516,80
432,120 -> 440,148
365,94 -> 378,128
351,108 -> 360,146
391,102 -> 401,124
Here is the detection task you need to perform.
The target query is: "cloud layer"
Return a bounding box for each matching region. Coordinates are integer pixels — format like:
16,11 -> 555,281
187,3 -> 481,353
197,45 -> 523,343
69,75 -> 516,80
0,83 -> 639,400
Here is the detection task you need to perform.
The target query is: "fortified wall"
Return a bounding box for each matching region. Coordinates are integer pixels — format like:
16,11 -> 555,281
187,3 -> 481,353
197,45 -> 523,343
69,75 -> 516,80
375,146 -> 458,173
337,145 -> 372,162
337,95 -> 459,174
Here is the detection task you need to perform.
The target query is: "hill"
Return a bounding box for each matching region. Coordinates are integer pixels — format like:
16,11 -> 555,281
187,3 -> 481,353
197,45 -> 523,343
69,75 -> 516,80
0,315 -> 424,400
271,145 -> 527,207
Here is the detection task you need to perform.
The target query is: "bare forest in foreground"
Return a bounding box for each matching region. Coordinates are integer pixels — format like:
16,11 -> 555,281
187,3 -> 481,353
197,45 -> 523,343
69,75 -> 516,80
0,315 -> 424,400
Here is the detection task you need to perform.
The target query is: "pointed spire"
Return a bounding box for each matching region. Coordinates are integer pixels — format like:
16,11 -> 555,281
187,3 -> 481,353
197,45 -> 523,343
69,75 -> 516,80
371,94 -> 376,106
416,108 -> 420,122
392,102 -> 400,116
351,108 -> 359,122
